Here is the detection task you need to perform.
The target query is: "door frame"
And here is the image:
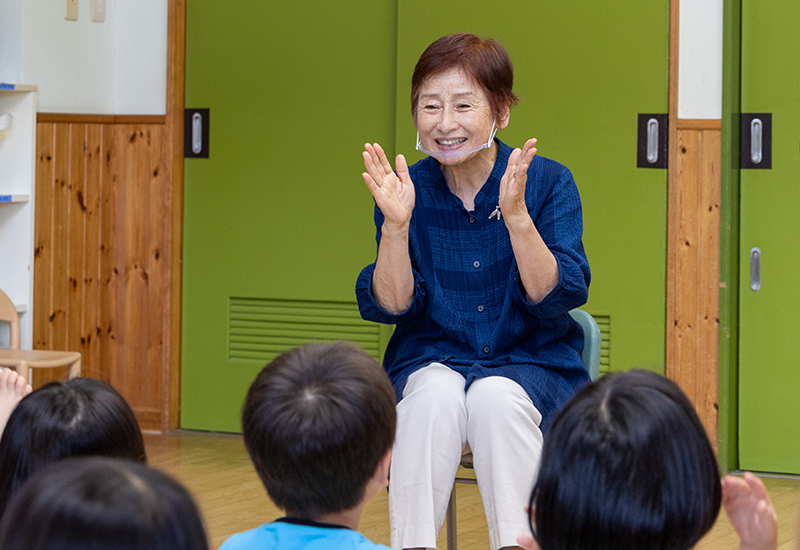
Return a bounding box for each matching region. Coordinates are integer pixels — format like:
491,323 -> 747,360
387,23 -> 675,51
718,0 -> 741,473
165,0 -> 186,430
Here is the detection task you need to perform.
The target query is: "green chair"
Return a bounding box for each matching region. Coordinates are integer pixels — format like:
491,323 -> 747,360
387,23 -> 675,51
569,308 -> 601,382
445,308 -> 602,550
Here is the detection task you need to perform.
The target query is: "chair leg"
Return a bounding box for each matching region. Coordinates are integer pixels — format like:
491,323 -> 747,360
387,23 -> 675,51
67,357 -> 81,379
446,484 -> 457,550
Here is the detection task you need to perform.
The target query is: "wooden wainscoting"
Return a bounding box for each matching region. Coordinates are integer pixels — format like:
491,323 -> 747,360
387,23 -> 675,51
33,115 -> 175,432
666,118 -> 722,448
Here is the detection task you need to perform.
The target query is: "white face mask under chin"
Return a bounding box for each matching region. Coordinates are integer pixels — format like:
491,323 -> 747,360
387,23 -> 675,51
415,122 -> 497,160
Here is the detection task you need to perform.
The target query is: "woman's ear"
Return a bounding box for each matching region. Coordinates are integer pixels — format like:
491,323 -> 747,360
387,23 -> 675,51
497,105 -> 511,130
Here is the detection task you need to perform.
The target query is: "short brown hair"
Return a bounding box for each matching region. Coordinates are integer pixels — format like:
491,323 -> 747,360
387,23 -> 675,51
411,33 -> 520,123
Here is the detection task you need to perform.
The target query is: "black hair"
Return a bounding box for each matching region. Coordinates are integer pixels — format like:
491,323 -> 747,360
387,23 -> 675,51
242,342 -> 397,518
530,369 -> 721,550
0,456 -> 209,550
0,377 -> 146,518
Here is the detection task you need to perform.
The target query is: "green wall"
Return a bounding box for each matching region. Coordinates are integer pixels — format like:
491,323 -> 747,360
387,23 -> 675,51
181,2 -> 398,431
182,1 -> 670,432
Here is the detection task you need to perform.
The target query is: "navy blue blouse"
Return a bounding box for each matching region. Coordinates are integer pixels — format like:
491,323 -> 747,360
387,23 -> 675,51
356,140 -> 591,430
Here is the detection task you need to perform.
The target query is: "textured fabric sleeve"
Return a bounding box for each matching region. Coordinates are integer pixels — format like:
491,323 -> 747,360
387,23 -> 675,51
355,203 -> 427,325
355,262 -> 426,324
510,163 -> 590,318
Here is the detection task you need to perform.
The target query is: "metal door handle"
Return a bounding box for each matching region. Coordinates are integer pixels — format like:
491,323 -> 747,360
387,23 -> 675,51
647,118 -> 659,164
750,247 -> 761,291
192,112 -> 203,154
750,118 -> 762,164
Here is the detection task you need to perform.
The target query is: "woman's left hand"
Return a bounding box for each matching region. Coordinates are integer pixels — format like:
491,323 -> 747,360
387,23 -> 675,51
497,138 -> 559,303
499,138 -> 537,224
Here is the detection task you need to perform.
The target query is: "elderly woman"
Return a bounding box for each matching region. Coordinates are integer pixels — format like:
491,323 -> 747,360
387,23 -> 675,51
356,33 -> 590,550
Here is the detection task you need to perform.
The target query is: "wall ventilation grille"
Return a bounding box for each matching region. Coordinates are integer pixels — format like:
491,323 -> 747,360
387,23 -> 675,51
595,314 -> 611,375
228,297 -> 381,362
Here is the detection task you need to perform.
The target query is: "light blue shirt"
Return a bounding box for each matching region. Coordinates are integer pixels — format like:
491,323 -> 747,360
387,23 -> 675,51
219,519 -> 394,550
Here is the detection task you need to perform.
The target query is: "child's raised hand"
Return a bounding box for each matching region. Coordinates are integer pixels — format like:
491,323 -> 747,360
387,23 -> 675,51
516,534 -> 540,550
722,472 -> 778,550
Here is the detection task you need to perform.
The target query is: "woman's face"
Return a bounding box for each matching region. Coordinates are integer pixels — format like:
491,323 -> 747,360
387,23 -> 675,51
415,67 -> 508,166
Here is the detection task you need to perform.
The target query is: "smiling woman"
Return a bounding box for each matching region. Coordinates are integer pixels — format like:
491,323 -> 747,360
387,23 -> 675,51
356,33 -> 591,550
414,69 -> 500,164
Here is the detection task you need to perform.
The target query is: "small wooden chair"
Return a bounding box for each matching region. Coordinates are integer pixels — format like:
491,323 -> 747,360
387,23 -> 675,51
0,288 -> 81,382
445,308 -> 603,549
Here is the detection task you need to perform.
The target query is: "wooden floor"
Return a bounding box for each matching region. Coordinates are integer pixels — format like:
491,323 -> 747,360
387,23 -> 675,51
144,431 -> 800,550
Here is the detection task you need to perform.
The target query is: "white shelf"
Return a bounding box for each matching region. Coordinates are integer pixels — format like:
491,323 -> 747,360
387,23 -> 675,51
0,194 -> 30,204
0,84 -> 37,93
0,84 -> 36,349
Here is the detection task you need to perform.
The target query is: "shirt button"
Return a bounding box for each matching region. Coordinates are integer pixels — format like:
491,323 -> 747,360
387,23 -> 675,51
483,346 -> 490,354
469,216 -> 476,224
473,261 -> 481,268
477,305 -> 484,312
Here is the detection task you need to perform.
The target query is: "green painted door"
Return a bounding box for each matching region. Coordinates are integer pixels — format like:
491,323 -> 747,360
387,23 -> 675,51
181,2 -> 398,431
181,1 -> 670,432
738,0 -> 800,473
395,1 -> 670,377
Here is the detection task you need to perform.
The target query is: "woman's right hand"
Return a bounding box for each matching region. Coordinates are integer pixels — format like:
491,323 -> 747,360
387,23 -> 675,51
362,143 -> 415,229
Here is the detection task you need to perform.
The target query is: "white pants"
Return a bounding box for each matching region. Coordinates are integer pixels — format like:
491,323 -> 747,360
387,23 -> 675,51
389,363 -> 543,550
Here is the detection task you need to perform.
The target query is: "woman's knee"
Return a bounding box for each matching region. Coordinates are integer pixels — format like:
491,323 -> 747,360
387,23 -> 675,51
401,364 -> 466,407
465,376 -> 542,427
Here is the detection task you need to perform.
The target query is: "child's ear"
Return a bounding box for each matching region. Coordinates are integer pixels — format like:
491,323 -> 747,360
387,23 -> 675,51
374,449 -> 392,488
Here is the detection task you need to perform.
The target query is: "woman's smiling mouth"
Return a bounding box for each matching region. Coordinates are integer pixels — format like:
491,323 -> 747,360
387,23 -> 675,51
436,138 -> 467,147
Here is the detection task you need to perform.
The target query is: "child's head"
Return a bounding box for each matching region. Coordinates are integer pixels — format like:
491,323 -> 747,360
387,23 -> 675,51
242,342 -> 396,519
0,377 -> 146,517
0,456 -> 209,550
530,369 -> 721,550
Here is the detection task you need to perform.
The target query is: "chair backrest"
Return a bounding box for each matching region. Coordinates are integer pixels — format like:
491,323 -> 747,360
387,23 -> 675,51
569,309 -> 601,381
0,288 -> 21,349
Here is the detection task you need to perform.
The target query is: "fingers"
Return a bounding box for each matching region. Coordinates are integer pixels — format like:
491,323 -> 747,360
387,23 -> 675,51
0,368 -> 30,397
373,143 -> 394,175
722,474 -> 751,505
522,138 -> 538,161
361,172 -> 378,194
395,154 -> 410,183
14,372 -> 31,397
516,535 -> 539,550
362,144 -> 392,191
503,139 -> 538,185
363,143 -> 393,177
744,472 -> 771,502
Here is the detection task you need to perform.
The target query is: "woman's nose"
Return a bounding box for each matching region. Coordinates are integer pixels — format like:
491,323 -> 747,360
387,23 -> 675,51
438,107 -> 458,131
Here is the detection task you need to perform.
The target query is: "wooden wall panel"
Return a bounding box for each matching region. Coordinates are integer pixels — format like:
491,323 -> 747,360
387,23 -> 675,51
33,124 -> 54,352
99,123 -> 118,387
83,124 -> 103,378
67,124 -> 86,368
666,120 -> 721,448
33,119 -> 174,432
51,124 -> 70,355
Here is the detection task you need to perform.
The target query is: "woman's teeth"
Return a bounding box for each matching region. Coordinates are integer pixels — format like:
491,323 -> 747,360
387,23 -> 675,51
437,138 -> 467,146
